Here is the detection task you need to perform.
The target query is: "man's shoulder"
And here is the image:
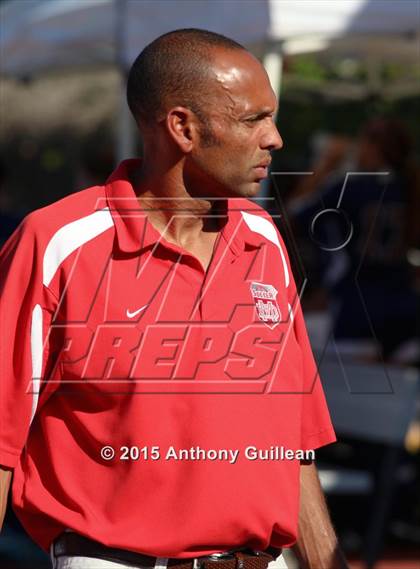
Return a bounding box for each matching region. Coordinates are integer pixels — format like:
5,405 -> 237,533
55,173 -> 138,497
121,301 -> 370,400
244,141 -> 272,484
230,197 -> 277,227
230,197 -> 268,216
231,198 -> 280,238
20,184 -> 109,243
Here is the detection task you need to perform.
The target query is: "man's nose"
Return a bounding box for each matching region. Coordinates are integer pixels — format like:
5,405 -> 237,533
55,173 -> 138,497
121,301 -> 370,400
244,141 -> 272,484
261,121 -> 283,151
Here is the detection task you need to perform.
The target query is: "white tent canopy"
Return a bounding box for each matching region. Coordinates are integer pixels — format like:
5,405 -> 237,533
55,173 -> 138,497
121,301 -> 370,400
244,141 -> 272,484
1,0 -> 419,76
1,0 -> 418,159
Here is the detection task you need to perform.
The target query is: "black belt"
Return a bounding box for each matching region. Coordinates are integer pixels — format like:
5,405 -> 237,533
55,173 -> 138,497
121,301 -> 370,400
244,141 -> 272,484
53,533 -> 281,569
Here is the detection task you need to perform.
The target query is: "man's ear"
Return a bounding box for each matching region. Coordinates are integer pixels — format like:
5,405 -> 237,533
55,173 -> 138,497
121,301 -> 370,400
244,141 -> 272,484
166,107 -> 198,153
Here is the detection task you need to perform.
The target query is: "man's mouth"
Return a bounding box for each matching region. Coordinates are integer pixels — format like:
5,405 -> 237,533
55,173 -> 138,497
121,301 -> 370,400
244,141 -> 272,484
253,159 -> 271,179
254,159 -> 272,169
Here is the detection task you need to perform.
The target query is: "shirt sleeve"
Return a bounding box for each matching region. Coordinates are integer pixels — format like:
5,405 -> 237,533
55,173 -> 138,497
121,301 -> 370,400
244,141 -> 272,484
276,225 -> 336,452
290,284 -> 336,451
0,216 -> 57,468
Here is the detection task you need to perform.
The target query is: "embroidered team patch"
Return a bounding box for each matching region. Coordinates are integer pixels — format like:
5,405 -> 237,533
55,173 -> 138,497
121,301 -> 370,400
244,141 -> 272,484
250,282 -> 281,329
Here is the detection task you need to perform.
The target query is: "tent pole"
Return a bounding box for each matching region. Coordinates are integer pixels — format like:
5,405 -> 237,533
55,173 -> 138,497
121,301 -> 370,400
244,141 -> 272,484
117,72 -> 136,163
259,50 -> 284,203
263,50 -> 283,119
115,0 -> 136,164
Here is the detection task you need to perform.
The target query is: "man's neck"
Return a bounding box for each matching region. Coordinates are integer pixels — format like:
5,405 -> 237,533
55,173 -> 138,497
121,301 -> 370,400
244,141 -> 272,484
129,161 -> 227,248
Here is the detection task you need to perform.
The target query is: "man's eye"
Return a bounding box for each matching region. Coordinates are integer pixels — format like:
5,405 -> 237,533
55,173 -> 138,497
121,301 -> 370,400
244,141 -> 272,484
245,114 -> 273,123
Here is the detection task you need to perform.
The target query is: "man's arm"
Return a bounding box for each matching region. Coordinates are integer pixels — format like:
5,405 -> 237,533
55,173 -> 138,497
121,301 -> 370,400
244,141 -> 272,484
292,462 -> 348,569
0,466 -> 12,531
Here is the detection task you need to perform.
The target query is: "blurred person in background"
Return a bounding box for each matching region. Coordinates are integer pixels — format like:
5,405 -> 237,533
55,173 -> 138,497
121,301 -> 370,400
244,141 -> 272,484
289,118 -> 420,364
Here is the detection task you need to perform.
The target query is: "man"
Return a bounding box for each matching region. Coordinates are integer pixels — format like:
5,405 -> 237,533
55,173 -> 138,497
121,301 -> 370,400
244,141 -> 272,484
0,29 -> 347,569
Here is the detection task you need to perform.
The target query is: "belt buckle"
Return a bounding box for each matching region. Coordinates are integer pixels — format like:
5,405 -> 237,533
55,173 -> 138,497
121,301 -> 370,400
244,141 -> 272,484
202,553 -> 235,561
197,552 -> 235,568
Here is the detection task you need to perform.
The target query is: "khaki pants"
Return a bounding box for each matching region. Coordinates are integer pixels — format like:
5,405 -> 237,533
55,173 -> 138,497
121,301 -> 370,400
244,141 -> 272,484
50,548 -> 289,569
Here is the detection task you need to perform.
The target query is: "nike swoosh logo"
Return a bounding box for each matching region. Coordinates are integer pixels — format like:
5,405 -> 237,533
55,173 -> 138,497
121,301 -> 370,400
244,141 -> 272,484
126,304 -> 148,318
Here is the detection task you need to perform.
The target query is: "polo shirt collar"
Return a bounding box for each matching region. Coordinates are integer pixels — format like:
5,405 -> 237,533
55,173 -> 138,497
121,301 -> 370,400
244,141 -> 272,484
105,159 -> 159,254
105,159 -> 261,255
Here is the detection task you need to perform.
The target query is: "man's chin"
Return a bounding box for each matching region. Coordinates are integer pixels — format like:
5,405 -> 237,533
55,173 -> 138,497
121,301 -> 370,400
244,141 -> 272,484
241,180 -> 264,198
208,180 -> 263,200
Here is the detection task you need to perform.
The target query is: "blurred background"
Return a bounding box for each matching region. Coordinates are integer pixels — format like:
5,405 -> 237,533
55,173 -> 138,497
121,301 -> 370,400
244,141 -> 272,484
0,1 -> 419,568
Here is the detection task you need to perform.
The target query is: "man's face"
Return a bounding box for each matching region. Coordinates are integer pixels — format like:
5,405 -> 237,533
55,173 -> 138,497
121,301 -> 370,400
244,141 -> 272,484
184,48 -> 283,199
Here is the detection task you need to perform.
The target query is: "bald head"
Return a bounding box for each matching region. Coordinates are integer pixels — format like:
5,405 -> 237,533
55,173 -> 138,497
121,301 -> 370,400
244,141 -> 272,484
126,28 -> 246,132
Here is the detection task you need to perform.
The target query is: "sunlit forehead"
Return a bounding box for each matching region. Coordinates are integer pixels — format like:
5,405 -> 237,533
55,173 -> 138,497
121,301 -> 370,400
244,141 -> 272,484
208,48 -> 278,120
214,66 -> 244,86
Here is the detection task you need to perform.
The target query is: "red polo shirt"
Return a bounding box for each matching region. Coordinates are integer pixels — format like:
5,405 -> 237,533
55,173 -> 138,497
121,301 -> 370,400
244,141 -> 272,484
0,160 -> 335,556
